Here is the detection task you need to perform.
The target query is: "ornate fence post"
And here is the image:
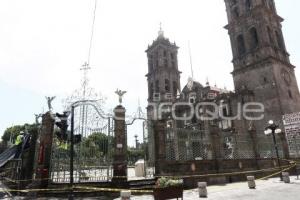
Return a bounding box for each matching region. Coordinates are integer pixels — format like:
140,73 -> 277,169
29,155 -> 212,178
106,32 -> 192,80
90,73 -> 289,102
112,105 -> 127,184
153,120 -> 166,175
35,112 -> 55,188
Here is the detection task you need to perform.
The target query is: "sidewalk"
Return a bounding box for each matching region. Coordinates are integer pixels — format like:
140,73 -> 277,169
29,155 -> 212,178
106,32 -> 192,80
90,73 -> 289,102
117,176 -> 300,200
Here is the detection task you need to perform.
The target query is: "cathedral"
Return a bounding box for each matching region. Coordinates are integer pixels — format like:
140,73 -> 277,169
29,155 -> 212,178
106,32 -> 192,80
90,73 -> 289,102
146,0 -> 300,165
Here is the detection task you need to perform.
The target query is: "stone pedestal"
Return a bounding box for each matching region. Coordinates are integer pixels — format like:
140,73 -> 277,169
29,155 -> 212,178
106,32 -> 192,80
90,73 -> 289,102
35,112 -> 55,188
209,125 -> 222,172
120,190 -> 131,200
198,182 -> 208,198
112,105 -> 127,184
247,176 -> 256,189
248,129 -> 260,169
282,172 -> 290,183
153,120 -> 166,175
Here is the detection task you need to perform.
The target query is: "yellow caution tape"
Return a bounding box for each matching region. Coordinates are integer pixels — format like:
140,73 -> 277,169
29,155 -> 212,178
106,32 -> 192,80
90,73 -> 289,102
1,159 -> 297,186
257,163 -> 296,180
0,186 -> 152,193
157,164 -> 294,179
0,163 -> 296,194
74,186 -> 153,193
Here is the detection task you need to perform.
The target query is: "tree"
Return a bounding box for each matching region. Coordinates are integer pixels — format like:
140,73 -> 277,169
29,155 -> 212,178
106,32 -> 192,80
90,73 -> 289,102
2,124 -> 38,143
127,147 -> 145,165
79,132 -> 113,159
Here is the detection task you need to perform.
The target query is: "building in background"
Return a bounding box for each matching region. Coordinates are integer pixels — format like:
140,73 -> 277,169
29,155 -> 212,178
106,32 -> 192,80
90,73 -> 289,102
146,0 -> 300,165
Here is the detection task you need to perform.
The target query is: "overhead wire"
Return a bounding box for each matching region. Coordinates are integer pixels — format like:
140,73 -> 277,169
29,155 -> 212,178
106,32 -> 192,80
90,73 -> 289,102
87,0 -> 98,66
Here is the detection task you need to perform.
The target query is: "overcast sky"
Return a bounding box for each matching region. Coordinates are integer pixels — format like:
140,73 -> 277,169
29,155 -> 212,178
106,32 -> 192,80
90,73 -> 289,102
0,0 -> 299,146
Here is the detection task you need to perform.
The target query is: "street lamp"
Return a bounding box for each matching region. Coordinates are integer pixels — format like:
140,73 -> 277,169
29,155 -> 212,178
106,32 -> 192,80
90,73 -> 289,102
264,120 -> 283,181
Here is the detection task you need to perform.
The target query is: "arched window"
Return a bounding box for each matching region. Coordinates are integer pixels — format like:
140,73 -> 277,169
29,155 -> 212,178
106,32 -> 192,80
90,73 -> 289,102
155,80 -> 160,92
171,53 -> 175,60
163,50 -> 167,57
237,34 -> 246,56
249,27 -> 259,49
270,0 -> 276,12
230,0 -> 237,7
164,59 -> 168,68
264,0 -> 270,9
172,61 -> 176,68
232,7 -> 239,19
165,79 -> 170,92
173,81 -> 177,97
288,90 -> 293,99
263,77 -> 268,84
245,0 -> 252,12
275,31 -> 284,50
148,58 -> 153,71
149,83 -> 154,99
267,27 -> 273,44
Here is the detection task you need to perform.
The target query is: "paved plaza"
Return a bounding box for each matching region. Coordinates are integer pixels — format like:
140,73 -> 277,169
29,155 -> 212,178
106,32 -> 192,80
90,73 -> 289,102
114,176 -> 300,200
2,176 -> 298,199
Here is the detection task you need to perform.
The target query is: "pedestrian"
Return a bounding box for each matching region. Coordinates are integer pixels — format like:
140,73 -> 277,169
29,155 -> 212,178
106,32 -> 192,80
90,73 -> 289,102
14,131 -> 25,158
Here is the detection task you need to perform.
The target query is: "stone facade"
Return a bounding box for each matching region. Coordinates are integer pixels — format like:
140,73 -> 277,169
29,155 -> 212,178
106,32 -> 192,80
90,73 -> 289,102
112,105 -> 127,184
145,28 -> 181,104
35,112 -> 55,188
146,0 -> 300,167
224,0 -> 300,158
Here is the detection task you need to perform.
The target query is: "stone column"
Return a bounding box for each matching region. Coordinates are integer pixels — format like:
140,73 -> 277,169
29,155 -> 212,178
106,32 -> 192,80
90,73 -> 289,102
112,105 -> 127,184
209,125 -> 222,172
153,120 -> 166,175
248,128 -> 260,169
35,112 -> 55,188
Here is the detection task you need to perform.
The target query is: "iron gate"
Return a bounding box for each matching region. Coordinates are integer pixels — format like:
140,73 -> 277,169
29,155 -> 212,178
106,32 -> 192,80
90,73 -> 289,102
50,104 -> 114,183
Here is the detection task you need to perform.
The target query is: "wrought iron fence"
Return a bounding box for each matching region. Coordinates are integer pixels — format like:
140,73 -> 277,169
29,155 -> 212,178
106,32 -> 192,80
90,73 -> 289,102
50,104 -> 114,183
165,128 -> 213,161
159,127 -> 285,162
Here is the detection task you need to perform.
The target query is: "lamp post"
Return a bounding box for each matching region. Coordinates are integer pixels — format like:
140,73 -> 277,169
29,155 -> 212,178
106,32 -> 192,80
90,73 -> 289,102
264,120 -> 283,181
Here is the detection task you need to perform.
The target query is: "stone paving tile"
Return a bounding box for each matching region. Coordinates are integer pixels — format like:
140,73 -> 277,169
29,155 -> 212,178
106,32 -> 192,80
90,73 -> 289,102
114,176 -> 300,200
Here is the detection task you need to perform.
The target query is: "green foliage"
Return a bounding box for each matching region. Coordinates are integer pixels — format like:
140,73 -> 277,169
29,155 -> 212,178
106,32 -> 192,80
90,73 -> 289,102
2,123 -> 38,142
79,132 -> 112,159
156,177 -> 183,188
127,148 -> 145,165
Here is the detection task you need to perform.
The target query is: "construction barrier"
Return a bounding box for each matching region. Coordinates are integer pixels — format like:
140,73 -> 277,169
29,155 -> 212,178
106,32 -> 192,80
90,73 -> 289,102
0,159 -> 296,194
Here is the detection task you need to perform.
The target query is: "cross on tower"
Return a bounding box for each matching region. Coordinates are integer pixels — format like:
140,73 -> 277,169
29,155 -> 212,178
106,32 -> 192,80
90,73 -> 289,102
158,22 -> 164,38
80,62 -> 91,98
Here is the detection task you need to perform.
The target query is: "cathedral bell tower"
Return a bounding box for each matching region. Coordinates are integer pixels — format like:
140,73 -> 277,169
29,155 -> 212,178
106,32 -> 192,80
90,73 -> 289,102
146,27 -> 181,105
224,0 -> 300,123
145,27 -> 182,164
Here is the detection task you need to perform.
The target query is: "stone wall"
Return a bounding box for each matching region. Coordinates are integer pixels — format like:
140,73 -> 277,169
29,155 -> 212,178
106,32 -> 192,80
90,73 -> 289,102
156,158 -> 291,188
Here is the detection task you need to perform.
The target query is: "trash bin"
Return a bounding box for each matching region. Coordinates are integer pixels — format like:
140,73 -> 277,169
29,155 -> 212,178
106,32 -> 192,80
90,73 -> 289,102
134,159 -> 145,177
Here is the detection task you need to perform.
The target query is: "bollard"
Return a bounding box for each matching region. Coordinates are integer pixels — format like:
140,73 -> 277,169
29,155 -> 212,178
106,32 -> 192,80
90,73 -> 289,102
198,182 -> 207,198
120,190 -> 131,200
282,172 -> 290,183
247,176 -> 256,189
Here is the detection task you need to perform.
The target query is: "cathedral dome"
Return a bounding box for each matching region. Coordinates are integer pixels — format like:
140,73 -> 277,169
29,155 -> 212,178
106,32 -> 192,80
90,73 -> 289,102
182,80 -> 203,94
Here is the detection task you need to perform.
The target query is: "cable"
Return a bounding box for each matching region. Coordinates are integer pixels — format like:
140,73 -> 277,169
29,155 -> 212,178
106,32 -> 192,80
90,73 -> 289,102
87,0 -> 98,66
